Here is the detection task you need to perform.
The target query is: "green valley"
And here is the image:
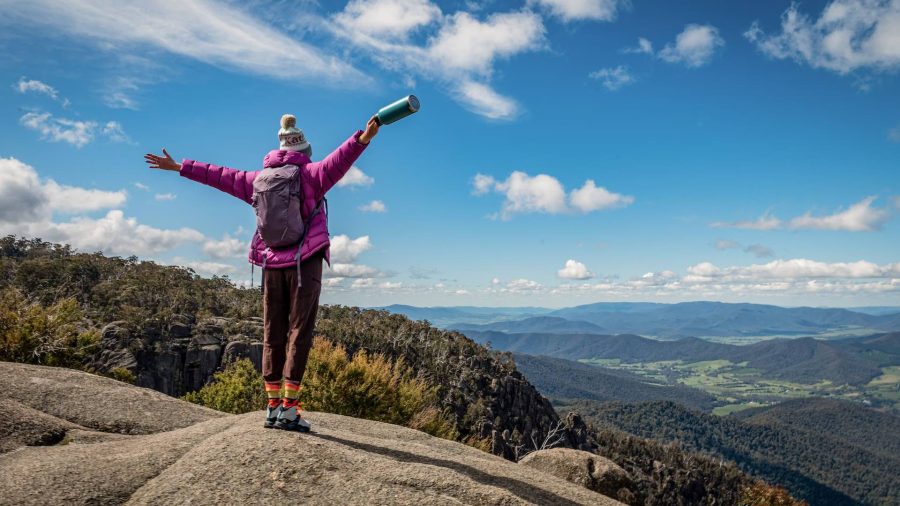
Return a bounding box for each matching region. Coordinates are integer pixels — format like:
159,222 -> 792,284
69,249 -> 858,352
580,358 -> 899,414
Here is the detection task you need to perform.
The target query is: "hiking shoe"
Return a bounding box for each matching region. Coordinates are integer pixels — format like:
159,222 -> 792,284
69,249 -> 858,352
274,403 -> 311,433
264,403 -> 282,429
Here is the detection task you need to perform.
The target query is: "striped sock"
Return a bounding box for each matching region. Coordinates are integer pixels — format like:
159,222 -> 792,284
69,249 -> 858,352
264,381 -> 282,408
283,380 -> 300,408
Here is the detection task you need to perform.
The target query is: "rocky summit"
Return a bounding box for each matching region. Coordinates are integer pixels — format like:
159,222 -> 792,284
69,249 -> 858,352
0,362 -> 621,505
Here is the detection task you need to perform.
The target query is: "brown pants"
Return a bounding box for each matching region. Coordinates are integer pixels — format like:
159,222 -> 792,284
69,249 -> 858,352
261,252 -> 323,383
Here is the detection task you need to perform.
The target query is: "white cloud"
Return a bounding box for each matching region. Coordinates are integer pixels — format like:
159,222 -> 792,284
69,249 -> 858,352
745,0 -> 900,75
335,166 -> 374,188
475,171 -> 632,219
333,0 -> 441,40
569,179 -> 634,212
711,198 -> 891,232
530,0 -> 625,22
503,278 -> 543,293
324,277 -> 346,288
715,239 -> 741,250
329,235 -> 373,263
3,0 -> 365,84
589,65 -> 635,91
20,112 -> 131,147
154,193 -> 177,201
351,278 -> 375,289
359,200 -> 387,213
329,6 -> 545,120
172,257 -> 237,276
102,74 -> 152,110
472,173 -> 496,195
492,171 -> 569,219
558,259 -> 595,280
455,80 -> 519,120
134,182 -> 150,191
44,181 -> 127,214
658,24 -> 725,67
20,112 -> 95,148
788,196 -> 889,231
623,37 -> 654,55
10,210 -> 204,256
14,77 -> 68,106
0,157 -> 126,222
0,157 -> 202,257
711,213 -> 782,230
102,121 -> 131,143
332,264 -> 380,278
688,258 -> 900,280
202,234 -> 246,260
427,11 -> 545,75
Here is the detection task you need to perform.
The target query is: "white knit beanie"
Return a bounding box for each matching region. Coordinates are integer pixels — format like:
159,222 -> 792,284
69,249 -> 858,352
278,114 -> 311,154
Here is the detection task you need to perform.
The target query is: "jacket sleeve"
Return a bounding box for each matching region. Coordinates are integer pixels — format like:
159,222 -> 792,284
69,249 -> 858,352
304,130 -> 369,201
179,159 -> 257,205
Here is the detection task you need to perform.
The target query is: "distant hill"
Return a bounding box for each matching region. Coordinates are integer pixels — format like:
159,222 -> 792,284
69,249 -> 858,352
548,301 -> 900,338
454,316 -> 607,334
464,331 -> 888,386
575,399 -> 900,506
513,353 -> 717,411
734,397 -> 900,459
375,304 -> 550,327
386,301 -> 900,339
835,331 -> 900,360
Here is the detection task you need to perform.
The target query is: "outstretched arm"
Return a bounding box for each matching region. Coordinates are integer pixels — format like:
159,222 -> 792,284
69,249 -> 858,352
144,148 -> 257,204
306,116 -> 380,200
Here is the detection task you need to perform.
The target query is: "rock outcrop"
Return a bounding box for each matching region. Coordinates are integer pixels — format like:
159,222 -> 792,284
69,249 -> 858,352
519,448 -> 635,502
0,362 -> 621,506
86,308 -> 597,462
89,316 -> 264,397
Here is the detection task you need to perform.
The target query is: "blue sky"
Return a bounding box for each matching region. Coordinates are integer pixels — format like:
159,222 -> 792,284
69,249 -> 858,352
0,0 -> 898,307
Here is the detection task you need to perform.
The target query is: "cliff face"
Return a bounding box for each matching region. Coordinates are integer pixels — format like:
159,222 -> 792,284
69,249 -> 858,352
90,316 -> 263,397
0,362 -> 620,506
86,307 -> 593,461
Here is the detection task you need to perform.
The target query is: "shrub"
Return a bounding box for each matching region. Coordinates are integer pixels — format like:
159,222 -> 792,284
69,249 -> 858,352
183,337 -> 458,440
0,287 -> 98,367
739,482 -> 808,506
182,359 -> 265,414
108,367 -> 136,384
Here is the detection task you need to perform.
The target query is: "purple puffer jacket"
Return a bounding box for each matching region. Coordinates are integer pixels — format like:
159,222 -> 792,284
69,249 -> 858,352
179,130 -> 368,268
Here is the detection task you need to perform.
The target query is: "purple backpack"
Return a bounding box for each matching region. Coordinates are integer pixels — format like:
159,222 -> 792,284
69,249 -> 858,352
251,165 -> 324,279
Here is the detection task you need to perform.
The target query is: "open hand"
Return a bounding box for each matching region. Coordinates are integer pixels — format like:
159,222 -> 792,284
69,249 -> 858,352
359,115 -> 380,144
144,149 -> 180,171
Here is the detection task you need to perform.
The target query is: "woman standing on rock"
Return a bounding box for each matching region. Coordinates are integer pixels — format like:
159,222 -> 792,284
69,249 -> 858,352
144,114 -> 380,432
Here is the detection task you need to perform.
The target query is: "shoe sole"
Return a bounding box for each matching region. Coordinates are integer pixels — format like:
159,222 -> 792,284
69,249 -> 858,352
274,422 -> 311,433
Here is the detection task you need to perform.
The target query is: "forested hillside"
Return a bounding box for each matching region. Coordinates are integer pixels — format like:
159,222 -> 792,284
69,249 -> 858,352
512,353 -> 717,411
577,400 -> 899,505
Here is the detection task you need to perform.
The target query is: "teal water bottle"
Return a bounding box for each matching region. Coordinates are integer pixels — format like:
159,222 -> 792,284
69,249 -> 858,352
375,95 -> 420,125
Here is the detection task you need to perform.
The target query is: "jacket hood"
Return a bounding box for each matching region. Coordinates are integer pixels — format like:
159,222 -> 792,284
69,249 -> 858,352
263,149 -> 310,169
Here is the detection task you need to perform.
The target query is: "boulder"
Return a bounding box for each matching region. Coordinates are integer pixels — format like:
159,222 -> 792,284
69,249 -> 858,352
519,447 -> 634,501
0,362 -> 622,506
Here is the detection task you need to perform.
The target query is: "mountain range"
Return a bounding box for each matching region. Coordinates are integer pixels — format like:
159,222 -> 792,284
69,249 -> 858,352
381,301 -> 900,339
464,331 -> 898,386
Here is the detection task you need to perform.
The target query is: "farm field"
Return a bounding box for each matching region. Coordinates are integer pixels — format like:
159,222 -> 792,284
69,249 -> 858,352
581,358 -> 900,414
